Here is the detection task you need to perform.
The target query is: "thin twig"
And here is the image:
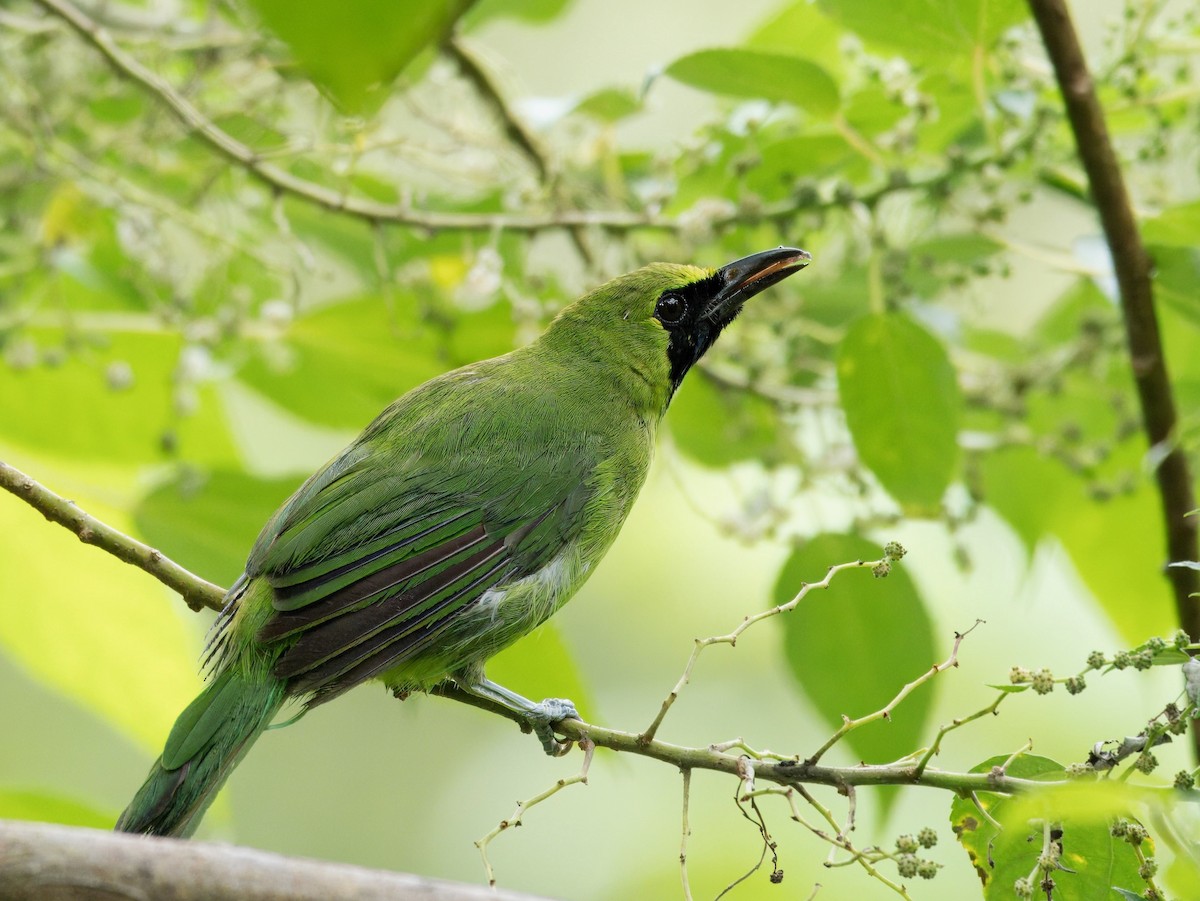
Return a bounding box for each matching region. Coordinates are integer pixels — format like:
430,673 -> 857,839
475,738 -> 595,888
1029,0 -> 1200,669
679,768 -> 694,901
806,621 -> 984,765
914,688 -> 1012,778
0,460 -> 225,611
640,558 -> 882,744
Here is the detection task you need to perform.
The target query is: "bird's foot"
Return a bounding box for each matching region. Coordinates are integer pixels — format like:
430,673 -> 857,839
526,697 -> 579,757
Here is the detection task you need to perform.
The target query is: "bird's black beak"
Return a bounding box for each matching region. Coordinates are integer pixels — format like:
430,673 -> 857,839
704,247 -> 812,323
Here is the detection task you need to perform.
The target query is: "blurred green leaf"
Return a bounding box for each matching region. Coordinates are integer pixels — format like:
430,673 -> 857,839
837,312 -> 961,511
464,0 -> 572,27
746,2 -> 846,76
1150,244 -> 1200,326
745,133 -> 858,194
135,470 -> 299,587
664,49 -> 839,117
775,533 -> 935,781
0,476 -> 202,753
572,88 -> 642,123
489,621 -> 594,721
978,445 -> 1175,641
0,789 -> 114,829
668,371 -> 785,468
0,330 -> 237,466
237,295 -> 446,429
246,0 -> 476,112
817,0 -> 1027,65
1144,201 -> 1200,246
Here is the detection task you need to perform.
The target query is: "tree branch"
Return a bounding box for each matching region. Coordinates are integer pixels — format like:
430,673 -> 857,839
0,819 -> 547,901
1028,0 -> 1200,655
29,0 -> 1020,239
0,460 -> 225,612
1,458 -> 1069,798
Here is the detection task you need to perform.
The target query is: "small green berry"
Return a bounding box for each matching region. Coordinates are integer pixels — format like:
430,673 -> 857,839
917,859 -> 939,879
917,827 -> 937,849
1032,668 -> 1055,695
1146,636 -> 1167,653
883,541 -> 907,559
1134,752 -> 1158,774
1173,770 -> 1194,790
1138,857 -> 1158,879
896,853 -> 918,878
1065,675 -> 1086,695
1111,819 -> 1129,837
1173,629 -> 1190,651
895,834 -> 918,854
1133,650 -> 1154,671
873,560 -> 891,579
1087,650 -> 1106,669
1014,876 -> 1033,898
1010,666 -> 1031,684
1169,717 -> 1189,735
1113,651 -> 1132,669
1125,823 -> 1148,845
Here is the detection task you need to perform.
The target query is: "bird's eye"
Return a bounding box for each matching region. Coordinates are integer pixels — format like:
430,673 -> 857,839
655,294 -> 686,326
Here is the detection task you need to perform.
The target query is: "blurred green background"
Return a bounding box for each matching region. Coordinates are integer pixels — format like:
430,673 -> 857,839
2,0 -> 1199,898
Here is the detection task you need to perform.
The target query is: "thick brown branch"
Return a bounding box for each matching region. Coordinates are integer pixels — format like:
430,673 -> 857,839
1027,1 -> 1200,645
0,820 -> 546,901
0,460 -> 225,612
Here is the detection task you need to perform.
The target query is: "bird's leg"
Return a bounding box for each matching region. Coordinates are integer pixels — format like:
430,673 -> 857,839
455,676 -> 578,757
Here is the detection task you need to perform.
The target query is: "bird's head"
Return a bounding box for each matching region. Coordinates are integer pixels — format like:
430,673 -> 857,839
544,247 -> 811,412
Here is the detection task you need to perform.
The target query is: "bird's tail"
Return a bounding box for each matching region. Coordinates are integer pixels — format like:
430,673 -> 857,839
115,668 -> 286,837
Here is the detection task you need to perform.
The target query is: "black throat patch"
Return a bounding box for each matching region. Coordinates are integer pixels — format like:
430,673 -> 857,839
659,272 -> 734,394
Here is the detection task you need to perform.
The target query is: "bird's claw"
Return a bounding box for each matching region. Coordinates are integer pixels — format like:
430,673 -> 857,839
527,697 -> 578,757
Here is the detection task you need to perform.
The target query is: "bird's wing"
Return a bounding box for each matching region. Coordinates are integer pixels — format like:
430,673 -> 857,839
237,411 -> 598,704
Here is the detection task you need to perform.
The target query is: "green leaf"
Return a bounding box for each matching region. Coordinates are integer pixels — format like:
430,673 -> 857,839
0,789 -> 114,829
745,133 -> 858,195
668,370 -> 786,468
664,50 -> 839,118
572,88 -> 642,123
775,533 -> 936,777
0,471 -> 202,753
237,295 -> 447,430
1144,201 -> 1200,246
817,0 -> 1027,65
1150,244 -> 1200,326
986,782 -> 1150,900
135,470 -> 300,588
247,0 -> 476,112
746,2 -> 846,77
949,753 -> 1065,886
464,0 -> 572,28
0,330 -> 237,466
837,312 -> 961,511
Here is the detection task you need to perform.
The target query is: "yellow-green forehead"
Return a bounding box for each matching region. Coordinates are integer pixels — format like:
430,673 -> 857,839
599,262 -> 711,306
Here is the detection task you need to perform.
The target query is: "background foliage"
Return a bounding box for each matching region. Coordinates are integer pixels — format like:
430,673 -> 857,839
2,0 -> 1199,898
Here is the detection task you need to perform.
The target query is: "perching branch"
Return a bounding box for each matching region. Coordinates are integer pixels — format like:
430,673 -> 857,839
1028,0 -> 1200,651
0,460 -> 225,612
0,819 -> 546,901
0,458 -> 1060,798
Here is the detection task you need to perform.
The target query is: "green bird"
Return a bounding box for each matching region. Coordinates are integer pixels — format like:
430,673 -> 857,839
116,246 -> 811,837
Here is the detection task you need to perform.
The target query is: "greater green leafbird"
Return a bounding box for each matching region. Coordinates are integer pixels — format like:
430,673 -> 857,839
116,247 -> 811,837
